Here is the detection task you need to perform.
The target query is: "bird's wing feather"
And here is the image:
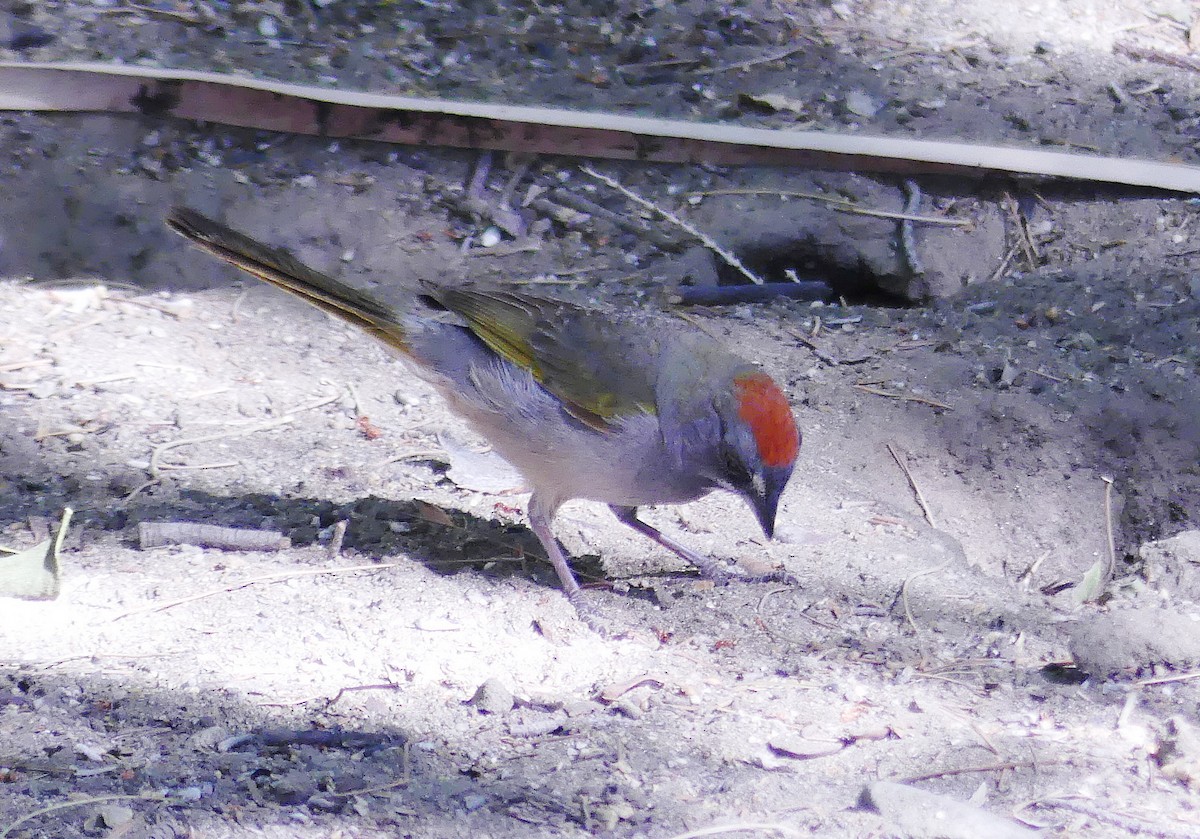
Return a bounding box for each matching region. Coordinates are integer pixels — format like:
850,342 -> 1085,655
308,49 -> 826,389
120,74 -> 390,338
434,288 -> 659,429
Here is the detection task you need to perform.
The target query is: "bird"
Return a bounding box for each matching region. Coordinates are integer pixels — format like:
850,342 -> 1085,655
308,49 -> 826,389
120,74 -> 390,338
166,207 -> 800,615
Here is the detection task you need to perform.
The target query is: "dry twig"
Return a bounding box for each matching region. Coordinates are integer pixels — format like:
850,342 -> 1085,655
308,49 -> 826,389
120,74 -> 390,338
692,43 -> 811,76
1114,39 -> 1200,72
148,416 -> 294,478
1137,669 -> 1200,687
138,522 -> 289,551
0,792 -> 171,839
886,443 -> 936,527
899,560 -> 952,634
689,188 -> 972,226
897,758 -> 1061,784
853,384 -> 951,411
580,165 -> 764,285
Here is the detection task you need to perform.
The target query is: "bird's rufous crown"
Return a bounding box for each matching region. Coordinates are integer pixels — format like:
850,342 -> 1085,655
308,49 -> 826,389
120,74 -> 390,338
732,372 -> 799,468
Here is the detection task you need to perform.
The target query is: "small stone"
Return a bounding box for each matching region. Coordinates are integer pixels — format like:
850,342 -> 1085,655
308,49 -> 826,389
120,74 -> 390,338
479,226 -> 502,248
173,786 -> 205,801
97,805 -> 134,828
844,89 -> 880,118
308,795 -> 344,812
264,771 -> 316,806
469,678 -> 514,715
74,742 -> 106,762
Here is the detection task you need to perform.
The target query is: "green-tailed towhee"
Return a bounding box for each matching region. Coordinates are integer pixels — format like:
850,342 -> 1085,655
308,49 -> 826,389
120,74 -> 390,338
167,207 -> 800,608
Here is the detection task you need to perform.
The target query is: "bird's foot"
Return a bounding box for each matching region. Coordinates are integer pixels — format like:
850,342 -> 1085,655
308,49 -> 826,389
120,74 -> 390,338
567,589 -> 628,639
609,506 -> 797,588
688,552 -> 797,587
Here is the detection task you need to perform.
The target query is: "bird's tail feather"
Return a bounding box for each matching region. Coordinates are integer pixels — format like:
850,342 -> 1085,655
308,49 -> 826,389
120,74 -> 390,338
166,207 -> 410,353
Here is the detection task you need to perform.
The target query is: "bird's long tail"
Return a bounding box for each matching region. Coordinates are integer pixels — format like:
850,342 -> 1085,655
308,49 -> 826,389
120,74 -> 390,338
166,207 -> 411,354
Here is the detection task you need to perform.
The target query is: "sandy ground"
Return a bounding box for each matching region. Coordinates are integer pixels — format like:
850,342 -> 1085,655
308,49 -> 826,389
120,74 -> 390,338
1,1 -> 1199,837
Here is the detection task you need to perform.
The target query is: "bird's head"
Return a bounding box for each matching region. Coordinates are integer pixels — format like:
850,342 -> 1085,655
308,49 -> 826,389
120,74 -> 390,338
713,371 -> 800,538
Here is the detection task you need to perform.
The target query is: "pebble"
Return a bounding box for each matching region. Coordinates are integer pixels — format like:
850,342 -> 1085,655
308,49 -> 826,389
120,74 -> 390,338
97,805 -> 134,828
469,677 -> 515,714
479,226 -> 502,248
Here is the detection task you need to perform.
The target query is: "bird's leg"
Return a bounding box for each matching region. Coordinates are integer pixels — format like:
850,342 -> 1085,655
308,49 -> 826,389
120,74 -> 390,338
528,495 -> 631,636
526,495 -> 581,598
609,505 -> 791,584
528,496 -> 625,635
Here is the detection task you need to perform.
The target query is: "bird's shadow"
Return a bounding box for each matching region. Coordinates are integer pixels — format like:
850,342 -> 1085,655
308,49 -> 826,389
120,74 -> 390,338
83,487 -> 671,600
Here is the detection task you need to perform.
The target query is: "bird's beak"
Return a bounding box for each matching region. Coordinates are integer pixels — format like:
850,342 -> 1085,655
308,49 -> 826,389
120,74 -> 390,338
753,489 -> 780,538
751,466 -> 790,538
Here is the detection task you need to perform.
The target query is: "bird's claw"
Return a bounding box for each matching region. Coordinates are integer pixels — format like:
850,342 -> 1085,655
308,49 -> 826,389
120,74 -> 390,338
567,590 -> 627,639
691,555 -> 797,587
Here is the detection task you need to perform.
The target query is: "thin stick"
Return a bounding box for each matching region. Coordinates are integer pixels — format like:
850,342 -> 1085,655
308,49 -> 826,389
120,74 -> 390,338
265,681 -> 403,709
332,742 -> 412,798
1137,669 -> 1200,686
1029,368 -> 1067,384
580,165 -> 764,285
550,188 -> 680,249
899,560 -> 952,634
112,294 -> 189,318
149,416 -> 294,477
854,384 -> 951,411
910,669 -> 979,691
790,329 -> 841,365
886,443 -> 936,527
689,189 -> 972,226
102,3 -> 206,24
0,793 -> 166,839
897,758 -> 1061,784
156,460 -> 241,473
670,282 -> 830,306
692,43 -> 811,76
1114,39 -> 1200,72
110,562 -> 404,622
988,242 -> 1020,283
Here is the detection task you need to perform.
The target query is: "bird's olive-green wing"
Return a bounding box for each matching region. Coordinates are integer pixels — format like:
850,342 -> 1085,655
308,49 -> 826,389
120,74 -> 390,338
433,287 -> 659,429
